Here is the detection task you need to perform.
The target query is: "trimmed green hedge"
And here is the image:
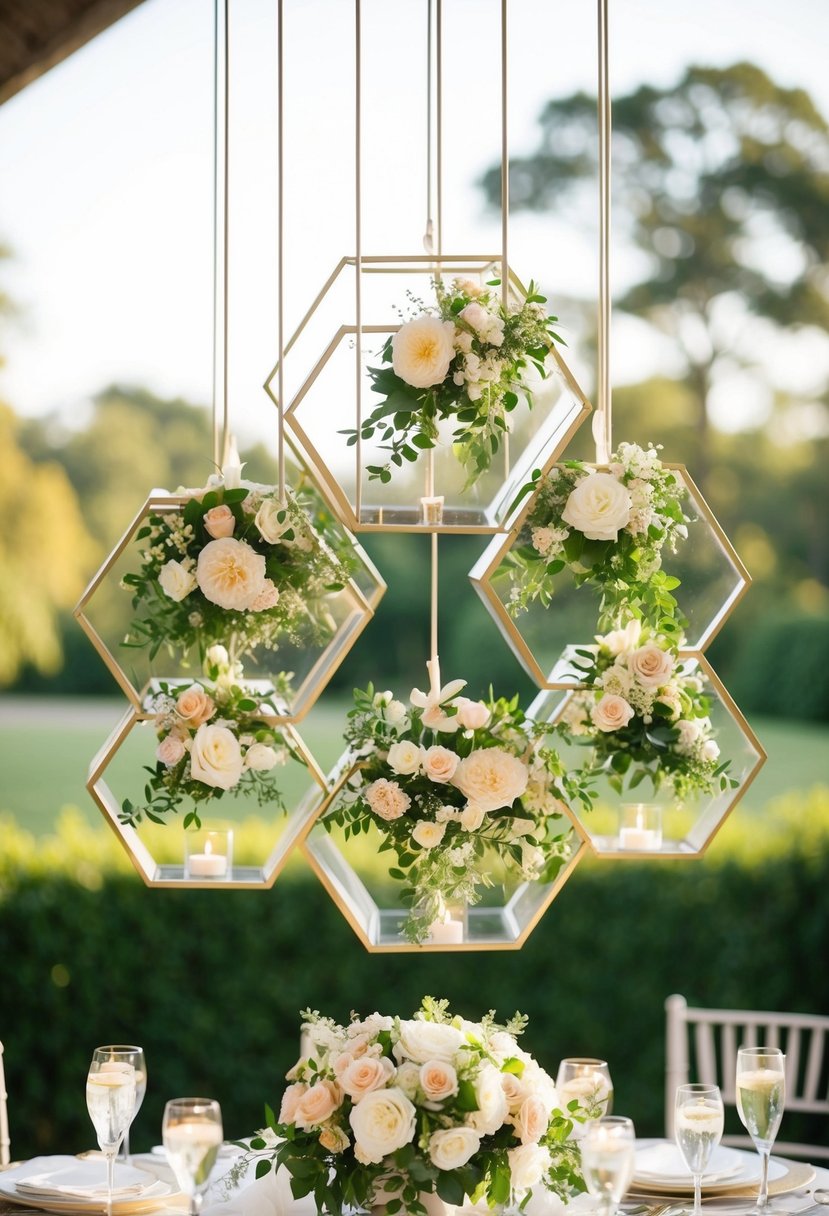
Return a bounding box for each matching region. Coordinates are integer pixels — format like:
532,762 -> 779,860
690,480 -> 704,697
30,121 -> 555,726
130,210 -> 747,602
1,794 -> 828,1159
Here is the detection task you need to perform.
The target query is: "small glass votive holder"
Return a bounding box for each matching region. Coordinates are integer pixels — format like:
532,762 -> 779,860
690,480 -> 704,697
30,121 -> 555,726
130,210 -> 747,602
184,827 -> 234,880
420,495 -> 444,526
618,803 -> 662,851
425,901 -> 467,945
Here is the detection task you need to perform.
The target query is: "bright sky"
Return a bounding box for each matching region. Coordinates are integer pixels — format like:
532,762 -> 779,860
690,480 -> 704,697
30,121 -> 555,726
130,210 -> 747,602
1,0 -> 828,443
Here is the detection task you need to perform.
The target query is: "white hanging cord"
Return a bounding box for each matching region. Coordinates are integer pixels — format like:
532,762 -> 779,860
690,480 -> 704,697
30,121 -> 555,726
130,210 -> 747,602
276,0 -> 286,502
211,0 -> 230,468
354,0 -> 363,522
500,0 -> 508,312
424,0 -> 434,253
594,0 -> 612,464
436,0 -> 443,256
430,533 -> 439,662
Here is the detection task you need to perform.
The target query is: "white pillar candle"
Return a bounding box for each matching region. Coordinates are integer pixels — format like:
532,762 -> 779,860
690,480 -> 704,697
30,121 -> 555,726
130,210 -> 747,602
619,826 -> 661,850
427,917 -> 464,944
187,851 -> 228,878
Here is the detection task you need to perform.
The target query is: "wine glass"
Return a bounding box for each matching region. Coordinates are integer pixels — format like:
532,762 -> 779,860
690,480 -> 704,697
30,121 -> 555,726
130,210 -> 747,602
581,1115 -> 636,1216
86,1047 -> 138,1215
556,1057 -> 614,1118
162,1097 -> 224,1215
108,1045 -> 146,1164
675,1083 -> 724,1216
736,1046 -> 786,1211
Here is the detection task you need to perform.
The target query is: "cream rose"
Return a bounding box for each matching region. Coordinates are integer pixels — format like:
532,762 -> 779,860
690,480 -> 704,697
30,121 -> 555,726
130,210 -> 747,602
348,1086 -> 416,1163
600,619 -> 642,656
454,698 -> 491,730
514,1094 -> 549,1144
701,738 -> 721,762
255,498 -> 292,544
411,820 -> 447,849
176,684 -> 215,727
629,643 -> 674,687
561,471 -> 632,541
244,742 -> 279,771
203,504 -> 236,539
392,316 -> 456,388
340,1056 -> 394,1102
394,1020 -> 464,1065
675,719 -> 701,752
591,693 -> 635,733
196,537 -> 266,610
387,740 -> 423,775
156,735 -> 186,767
279,1082 -> 307,1124
508,1142 -> 552,1191
419,1060 -> 458,1103
319,1124 -> 349,1153
454,748 -> 529,813
365,779 -> 411,821
395,1061 -> 421,1100
295,1080 -> 343,1128
189,723 -> 244,789
422,745 -> 459,783
429,1126 -> 481,1171
460,803 -> 486,832
468,1064 -> 509,1135
158,559 -> 197,602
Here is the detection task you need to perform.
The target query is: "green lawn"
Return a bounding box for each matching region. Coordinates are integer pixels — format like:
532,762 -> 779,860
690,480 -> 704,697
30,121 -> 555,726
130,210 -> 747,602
0,697 -> 826,836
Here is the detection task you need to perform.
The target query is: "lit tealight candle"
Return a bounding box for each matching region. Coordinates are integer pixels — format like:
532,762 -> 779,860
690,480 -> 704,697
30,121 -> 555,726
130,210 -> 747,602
420,496 -> 445,526
187,839 -> 228,879
619,804 -> 662,851
426,915 -> 464,945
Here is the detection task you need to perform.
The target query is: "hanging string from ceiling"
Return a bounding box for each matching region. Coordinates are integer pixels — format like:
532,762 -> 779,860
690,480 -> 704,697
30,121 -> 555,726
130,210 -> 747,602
593,0 -> 612,464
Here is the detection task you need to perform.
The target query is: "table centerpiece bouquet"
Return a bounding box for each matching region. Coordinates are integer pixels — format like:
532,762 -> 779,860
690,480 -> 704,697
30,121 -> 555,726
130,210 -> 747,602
554,621 -> 736,801
121,465 -> 357,674
234,997 -> 587,1216
120,646 -> 301,829
341,276 -> 563,489
321,659 -> 589,944
505,443 -> 690,635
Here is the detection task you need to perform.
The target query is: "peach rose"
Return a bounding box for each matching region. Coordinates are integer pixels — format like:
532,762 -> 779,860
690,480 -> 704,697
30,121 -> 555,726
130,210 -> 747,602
411,821 -> 446,849
156,735 -> 186,767
203,504 -> 236,539
422,745 -> 459,784
319,1124 -> 349,1153
365,779 -> 411,821
591,693 -> 635,733
419,1060 -> 458,1103
514,1094 -> 549,1144
176,684 -> 215,727
453,748 -> 528,813
629,643 -> 674,687
340,1056 -> 394,1102
295,1080 -> 343,1128
279,1082 -> 308,1124
196,537 -> 266,611
454,698 -> 491,730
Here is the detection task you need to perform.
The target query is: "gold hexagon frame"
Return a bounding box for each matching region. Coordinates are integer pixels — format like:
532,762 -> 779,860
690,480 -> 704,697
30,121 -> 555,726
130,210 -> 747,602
301,758 -> 590,953
264,255 -> 592,533
74,482 -> 386,722
87,699 -> 329,889
470,463 -> 751,688
527,654 -> 766,859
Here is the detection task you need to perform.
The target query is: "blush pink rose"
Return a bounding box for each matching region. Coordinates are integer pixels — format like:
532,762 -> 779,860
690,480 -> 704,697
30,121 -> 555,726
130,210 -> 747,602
591,693 -> 635,732
156,735 -> 186,767
419,1060 -> 458,1103
340,1056 -> 394,1102
175,685 -> 215,726
203,504 -> 236,539
295,1080 -> 343,1128
279,1082 -> 308,1124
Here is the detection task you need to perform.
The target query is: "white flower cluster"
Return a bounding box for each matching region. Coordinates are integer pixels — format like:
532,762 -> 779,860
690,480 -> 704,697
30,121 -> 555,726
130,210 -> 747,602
278,1006 -> 562,1192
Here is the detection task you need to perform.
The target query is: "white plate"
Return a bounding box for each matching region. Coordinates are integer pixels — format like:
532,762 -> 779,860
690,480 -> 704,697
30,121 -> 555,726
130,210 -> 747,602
0,1156 -> 181,1214
634,1143 -> 745,1184
631,1144 -> 789,1195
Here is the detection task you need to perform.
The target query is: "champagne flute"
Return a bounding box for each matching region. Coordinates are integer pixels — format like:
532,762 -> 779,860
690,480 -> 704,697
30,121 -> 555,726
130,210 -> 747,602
108,1045 -> 146,1164
556,1058 -> 614,1118
581,1115 -> 636,1216
736,1047 -> 785,1212
675,1084 -> 724,1216
86,1047 -> 137,1216
163,1097 -> 223,1215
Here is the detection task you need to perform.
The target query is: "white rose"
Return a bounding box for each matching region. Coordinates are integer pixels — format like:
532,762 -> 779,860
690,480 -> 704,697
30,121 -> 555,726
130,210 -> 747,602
599,619 -> 642,656
701,738 -> 721,762
395,1061 -> 421,1100
561,471 -> 632,541
454,698 -> 491,730
394,1020 -> 464,1065
468,1064 -> 509,1135
387,740 -> 423,775
591,694 -> 635,733
385,700 -> 407,725
419,1060 -> 459,1103
508,1142 -> 551,1192
244,742 -> 279,771
411,820 -> 447,849
514,1095 -> 549,1144
453,747 -> 529,813
255,498 -> 292,544
460,803 -> 486,832
675,719 -> 701,752
196,537 -> 266,610
429,1126 -> 481,1171
206,644 -> 229,668
348,1087 -> 416,1164
392,316 -> 456,388
189,723 -> 244,790
158,559 -> 197,602
422,745 -> 459,783
629,643 -> 674,688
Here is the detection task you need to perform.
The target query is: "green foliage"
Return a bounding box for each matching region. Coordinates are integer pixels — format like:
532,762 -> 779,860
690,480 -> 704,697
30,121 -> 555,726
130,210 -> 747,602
725,614 -> 829,722
1,793 -> 828,1161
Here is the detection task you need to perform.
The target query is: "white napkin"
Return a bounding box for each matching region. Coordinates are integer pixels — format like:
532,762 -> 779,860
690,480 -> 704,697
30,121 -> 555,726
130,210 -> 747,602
204,1161 -> 315,1216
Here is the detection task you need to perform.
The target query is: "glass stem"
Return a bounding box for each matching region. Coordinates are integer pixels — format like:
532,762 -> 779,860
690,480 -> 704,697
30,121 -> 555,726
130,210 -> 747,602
757,1148 -> 771,1210
121,1127 -> 131,1164
693,1172 -> 702,1216
190,1192 -> 204,1216
106,1150 -> 115,1216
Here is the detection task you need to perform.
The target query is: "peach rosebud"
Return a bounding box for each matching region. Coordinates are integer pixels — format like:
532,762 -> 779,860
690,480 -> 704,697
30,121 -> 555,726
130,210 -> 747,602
156,735 -> 186,767
319,1123 -> 349,1153
175,684 -> 215,727
340,1056 -> 394,1102
295,1080 -> 343,1128
203,504 -> 236,539
419,1060 -> 458,1103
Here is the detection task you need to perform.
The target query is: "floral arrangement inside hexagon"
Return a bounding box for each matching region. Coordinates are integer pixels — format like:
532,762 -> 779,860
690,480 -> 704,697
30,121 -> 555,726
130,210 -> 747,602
120,648 -> 303,829
341,277 -> 563,489
122,472 -> 355,673
229,997 -> 587,1216
505,443 -> 690,634
321,660 -> 589,944
555,622 -> 737,801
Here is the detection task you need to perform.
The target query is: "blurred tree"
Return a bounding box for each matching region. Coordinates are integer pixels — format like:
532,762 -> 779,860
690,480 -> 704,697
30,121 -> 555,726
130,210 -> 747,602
482,62 -> 829,482
0,404 -> 98,686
